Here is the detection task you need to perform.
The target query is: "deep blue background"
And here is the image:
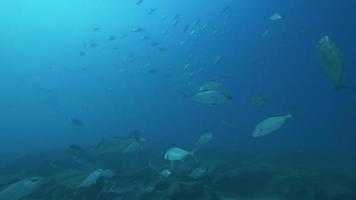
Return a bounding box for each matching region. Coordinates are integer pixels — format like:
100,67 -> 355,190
0,0 -> 355,159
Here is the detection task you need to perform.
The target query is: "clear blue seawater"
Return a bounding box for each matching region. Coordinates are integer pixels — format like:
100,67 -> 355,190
0,0 -> 355,199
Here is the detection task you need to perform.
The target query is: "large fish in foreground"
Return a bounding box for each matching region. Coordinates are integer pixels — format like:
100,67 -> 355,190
253,114 -> 292,138
187,90 -> 231,105
318,35 -> 346,89
0,177 -> 43,200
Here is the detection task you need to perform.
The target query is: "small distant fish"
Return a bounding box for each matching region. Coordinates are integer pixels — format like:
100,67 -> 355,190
164,147 -> 192,162
159,47 -> 167,52
190,30 -> 198,35
72,118 -> 83,127
220,6 -> 232,18
136,0 -> 144,5
195,132 -> 213,146
151,42 -> 160,47
173,19 -> 178,26
159,169 -> 172,178
186,90 -> 232,105
200,24 -> 208,31
79,51 -> 86,56
107,35 -> 117,41
251,95 -> 265,107
92,27 -> 101,32
132,27 -> 145,32
262,29 -> 270,38
214,56 -> 224,65
269,13 -> 283,21
253,114 -> 292,138
147,68 -> 158,74
148,8 -> 157,15
189,167 -> 207,179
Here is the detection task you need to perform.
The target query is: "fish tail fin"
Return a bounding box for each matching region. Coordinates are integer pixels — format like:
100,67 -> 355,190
189,149 -> 199,162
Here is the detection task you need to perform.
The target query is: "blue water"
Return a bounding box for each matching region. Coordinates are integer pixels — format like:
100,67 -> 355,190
0,0 -> 356,198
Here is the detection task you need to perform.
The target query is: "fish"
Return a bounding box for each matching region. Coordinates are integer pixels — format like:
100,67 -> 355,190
173,19 -> 178,26
0,177 -> 43,200
164,147 -> 192,162
214,56 -> 224,65
92,27 -> 101,32
220,6 -> 232,18
189,167 -> 207,179
148,8 -> 157,15
195,132 -> 213,146
269,13 -> 283,21
262,29 -> 270,38
159,169 -> 172,178
253,114 -> 292,138
151,42 -> 160,47
186,90 -> 232,105
200,24 -> 208,31
199,81 -> 223,92
136,0 -> 144,5
147,68 -> 158,74
94,130 -> 145,155
132,27 -> 145,32
78,169 -> 115,188
107,35 -> 117,41
251,95 -> 265,107
318,35 -> 347,90
159,47 -> 167,52
71,118 -> 83,127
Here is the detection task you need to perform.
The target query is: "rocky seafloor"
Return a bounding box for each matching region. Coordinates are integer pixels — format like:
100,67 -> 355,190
1,148 -> 356,200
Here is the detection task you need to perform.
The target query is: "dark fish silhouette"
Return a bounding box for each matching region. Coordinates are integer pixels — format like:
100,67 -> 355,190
148,8 -> 157,15
107,35 -> 117,41
136,0 -> 144,5
92,27 -> 101,32
71,118 -> 83,127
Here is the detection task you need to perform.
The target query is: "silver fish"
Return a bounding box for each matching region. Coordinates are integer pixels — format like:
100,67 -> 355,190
0,177 -> 43,200
318,35 -> 346,89
199,81 -> 222,92
188,90 -> 231,105
94,130 -> 145,155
